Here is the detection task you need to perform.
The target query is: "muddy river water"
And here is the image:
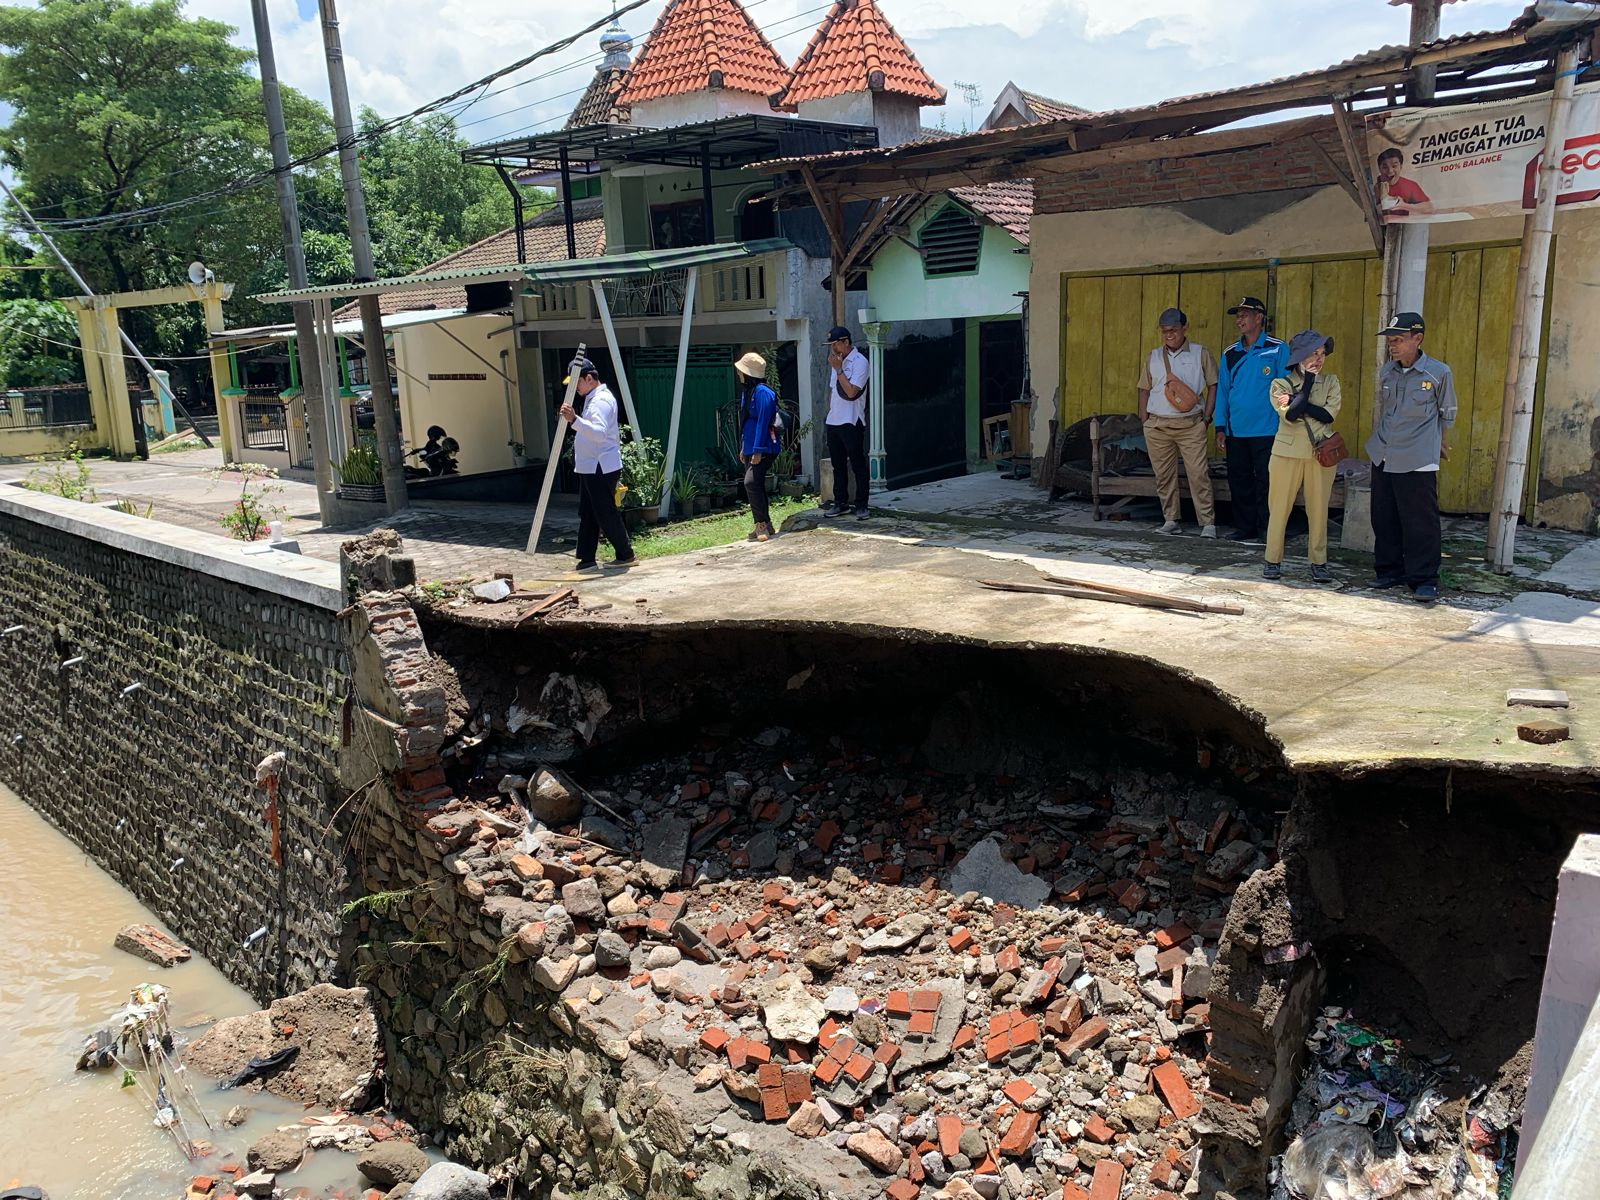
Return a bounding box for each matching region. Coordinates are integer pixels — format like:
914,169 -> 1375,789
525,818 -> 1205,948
0,783 -> 374,1199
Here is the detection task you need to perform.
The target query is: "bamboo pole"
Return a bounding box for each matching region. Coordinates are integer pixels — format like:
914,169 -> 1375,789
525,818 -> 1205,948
525,344 -> 586,554
1490,43 -> 1580,573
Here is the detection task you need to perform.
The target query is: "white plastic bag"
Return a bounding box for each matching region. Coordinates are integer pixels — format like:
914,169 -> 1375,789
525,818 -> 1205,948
1284,1127 -> 1377,1200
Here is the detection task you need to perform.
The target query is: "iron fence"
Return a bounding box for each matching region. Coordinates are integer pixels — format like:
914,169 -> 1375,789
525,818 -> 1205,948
0,385 -> 93,431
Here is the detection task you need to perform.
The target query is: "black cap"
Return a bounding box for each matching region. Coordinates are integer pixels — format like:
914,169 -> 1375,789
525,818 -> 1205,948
824,325 -> 852,343
1157,307 -> 1187,328
562,356 -> 598,385
1378,311 -> 1425,336
1226,296 -> 1267,315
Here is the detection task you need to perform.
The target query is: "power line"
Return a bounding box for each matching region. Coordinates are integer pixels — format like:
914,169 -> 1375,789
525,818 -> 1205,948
21,0 -> 655,233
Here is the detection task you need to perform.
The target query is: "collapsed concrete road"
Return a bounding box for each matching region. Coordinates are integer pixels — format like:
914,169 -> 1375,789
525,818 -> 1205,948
333,554 -> 1599,1199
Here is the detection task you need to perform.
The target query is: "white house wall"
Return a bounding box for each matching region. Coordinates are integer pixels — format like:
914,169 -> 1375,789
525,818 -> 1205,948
392,315 -> 522,477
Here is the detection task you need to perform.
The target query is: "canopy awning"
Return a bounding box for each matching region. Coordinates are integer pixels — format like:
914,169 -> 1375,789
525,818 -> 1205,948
252,239 -> 793,306
209,306 -> 484,345
462,114 -> 878,172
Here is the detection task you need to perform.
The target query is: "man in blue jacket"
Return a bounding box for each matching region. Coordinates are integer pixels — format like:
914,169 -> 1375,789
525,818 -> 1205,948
1214,296 -> 1289,544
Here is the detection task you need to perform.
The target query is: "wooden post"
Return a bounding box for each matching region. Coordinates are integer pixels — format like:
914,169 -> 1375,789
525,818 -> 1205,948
1490,43 -> 1579,573
525,343 -> 587,555
590,278 -> 644,437
659,267 -> 700,521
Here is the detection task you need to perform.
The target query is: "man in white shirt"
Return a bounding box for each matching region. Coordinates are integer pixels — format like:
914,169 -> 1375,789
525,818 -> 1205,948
559,357 -> 636,572
822,324 -> 871,519
1136,308 -> 1218,537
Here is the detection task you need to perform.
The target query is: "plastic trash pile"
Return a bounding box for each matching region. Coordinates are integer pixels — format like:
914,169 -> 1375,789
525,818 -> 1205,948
1273,1008 -> 1517,1199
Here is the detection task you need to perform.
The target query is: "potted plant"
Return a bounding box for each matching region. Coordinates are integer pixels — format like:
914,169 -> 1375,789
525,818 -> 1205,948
671,467 -> 700,520
507,440 -> 527,468
621,434 -> 664,524
335,443 -> 386,502
774,415 -> 813,497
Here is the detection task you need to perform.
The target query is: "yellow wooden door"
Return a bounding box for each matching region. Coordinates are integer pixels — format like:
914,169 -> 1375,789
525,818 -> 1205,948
1062,248 -> 1524,514
1059,265 -> 1266,430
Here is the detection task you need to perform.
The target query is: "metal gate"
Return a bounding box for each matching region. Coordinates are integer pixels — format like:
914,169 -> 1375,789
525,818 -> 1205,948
242,401 -> 289,452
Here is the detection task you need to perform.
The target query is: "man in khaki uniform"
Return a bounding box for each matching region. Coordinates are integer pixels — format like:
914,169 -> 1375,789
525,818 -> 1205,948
1137,307 -> 1218,537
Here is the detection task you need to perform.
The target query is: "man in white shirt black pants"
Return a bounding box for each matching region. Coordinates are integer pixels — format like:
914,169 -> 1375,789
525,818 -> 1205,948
822,325 -> 871,519
560,357 -> 636,572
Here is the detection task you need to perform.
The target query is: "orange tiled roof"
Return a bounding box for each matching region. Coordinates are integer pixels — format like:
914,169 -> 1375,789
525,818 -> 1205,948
949,179 -> 1032,244
1020,90 -> 1087,122
567,66 -> 632,128
615,0 -> 789,105
777,0 -> 945,108
334,198 -> 606,318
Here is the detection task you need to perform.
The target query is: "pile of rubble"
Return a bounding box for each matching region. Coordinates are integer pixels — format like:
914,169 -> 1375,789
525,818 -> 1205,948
1271,1009 -> 1521,1200
425,724 -> 1282,1199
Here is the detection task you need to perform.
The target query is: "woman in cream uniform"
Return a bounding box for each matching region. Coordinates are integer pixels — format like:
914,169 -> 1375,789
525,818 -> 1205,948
1262,330 -> 1341,584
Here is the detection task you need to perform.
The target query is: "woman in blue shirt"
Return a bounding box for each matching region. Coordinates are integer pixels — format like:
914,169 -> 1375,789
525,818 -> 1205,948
735,351 -> 781,542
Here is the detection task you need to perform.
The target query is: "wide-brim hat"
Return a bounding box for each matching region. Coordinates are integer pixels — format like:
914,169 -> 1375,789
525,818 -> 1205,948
734,351 -> 767,378
1286,330 -> 1334,368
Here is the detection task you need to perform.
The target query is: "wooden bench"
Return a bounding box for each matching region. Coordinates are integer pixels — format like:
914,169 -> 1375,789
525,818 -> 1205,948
1082,413 -> 1350,521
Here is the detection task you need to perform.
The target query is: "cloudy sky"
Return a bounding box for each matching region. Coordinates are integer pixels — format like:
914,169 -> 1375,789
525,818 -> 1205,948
198,0 -> 1532,144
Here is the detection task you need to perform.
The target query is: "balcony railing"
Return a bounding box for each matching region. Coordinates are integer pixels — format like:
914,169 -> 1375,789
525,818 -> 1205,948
524,250 -> 785,323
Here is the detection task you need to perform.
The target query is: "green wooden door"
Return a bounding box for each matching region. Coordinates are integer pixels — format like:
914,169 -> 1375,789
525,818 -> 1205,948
626,346 -> 738,473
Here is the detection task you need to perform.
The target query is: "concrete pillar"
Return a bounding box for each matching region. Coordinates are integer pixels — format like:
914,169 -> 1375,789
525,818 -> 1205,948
1518,834 -> 1600,1176
861,317 -> 888,491
202,292 -> 240,461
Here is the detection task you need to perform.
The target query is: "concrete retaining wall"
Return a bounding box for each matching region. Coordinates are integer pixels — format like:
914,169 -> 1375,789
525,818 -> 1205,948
0,485 -> 350,1000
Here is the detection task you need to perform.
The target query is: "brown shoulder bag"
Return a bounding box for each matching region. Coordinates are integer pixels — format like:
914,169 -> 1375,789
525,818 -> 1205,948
1161,347 -> 1201,414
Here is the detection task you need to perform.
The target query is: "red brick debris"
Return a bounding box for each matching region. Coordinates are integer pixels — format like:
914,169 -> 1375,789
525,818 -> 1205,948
401,719 -> 1271,1199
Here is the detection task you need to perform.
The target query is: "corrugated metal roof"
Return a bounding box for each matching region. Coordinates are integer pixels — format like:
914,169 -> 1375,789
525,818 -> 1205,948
256,239 -> 793,304
522,237 -> 792,283
747,5 -> 1583,174
333,198 -> 608,318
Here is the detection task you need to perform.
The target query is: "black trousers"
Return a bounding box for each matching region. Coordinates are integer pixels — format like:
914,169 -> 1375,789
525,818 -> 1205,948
1225,433 -> 1274,536
1371,463 -> 1441,587
575,467 -> 633,565
827,421 -> 869,510
744,455 -> 772,527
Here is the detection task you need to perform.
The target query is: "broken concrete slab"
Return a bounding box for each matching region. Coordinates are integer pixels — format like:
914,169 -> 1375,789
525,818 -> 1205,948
114,923 -> 191,967
862,913 -> 933,952
1507,688 -> 1570,709
759,973 -> 826,1044
943,838 -> 1051,910
639,815 -> 690,889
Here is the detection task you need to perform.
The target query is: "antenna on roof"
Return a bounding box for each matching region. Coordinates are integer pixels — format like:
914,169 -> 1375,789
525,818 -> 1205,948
953,80 -> 983,132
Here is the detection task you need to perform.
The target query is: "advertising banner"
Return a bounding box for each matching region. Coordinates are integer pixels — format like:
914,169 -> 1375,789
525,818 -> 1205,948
1366,82 -> 1600,223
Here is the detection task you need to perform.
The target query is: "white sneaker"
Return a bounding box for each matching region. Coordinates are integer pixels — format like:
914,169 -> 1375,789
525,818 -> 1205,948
1200,525 -> 1218,539
1157,520 -> 1181,534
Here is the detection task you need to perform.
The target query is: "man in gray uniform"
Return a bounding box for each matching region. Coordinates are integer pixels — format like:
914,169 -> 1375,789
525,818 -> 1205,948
1366,312 -> 1455,603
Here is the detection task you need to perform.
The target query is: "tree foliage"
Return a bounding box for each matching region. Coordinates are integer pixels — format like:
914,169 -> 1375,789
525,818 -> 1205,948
0,0 -> 532,389
0,297 -> 81,386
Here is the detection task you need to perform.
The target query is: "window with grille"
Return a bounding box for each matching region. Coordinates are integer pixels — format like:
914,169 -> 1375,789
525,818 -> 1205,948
918,205 -> 982,277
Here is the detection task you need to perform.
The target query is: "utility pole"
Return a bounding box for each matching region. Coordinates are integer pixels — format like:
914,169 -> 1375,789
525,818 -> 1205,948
318,0 -> 407,512
0,178 -> 213,456
251,0 -> 335,525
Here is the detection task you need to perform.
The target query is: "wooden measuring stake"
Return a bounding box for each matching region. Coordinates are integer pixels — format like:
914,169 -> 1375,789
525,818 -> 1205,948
525,343 -> 587,554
